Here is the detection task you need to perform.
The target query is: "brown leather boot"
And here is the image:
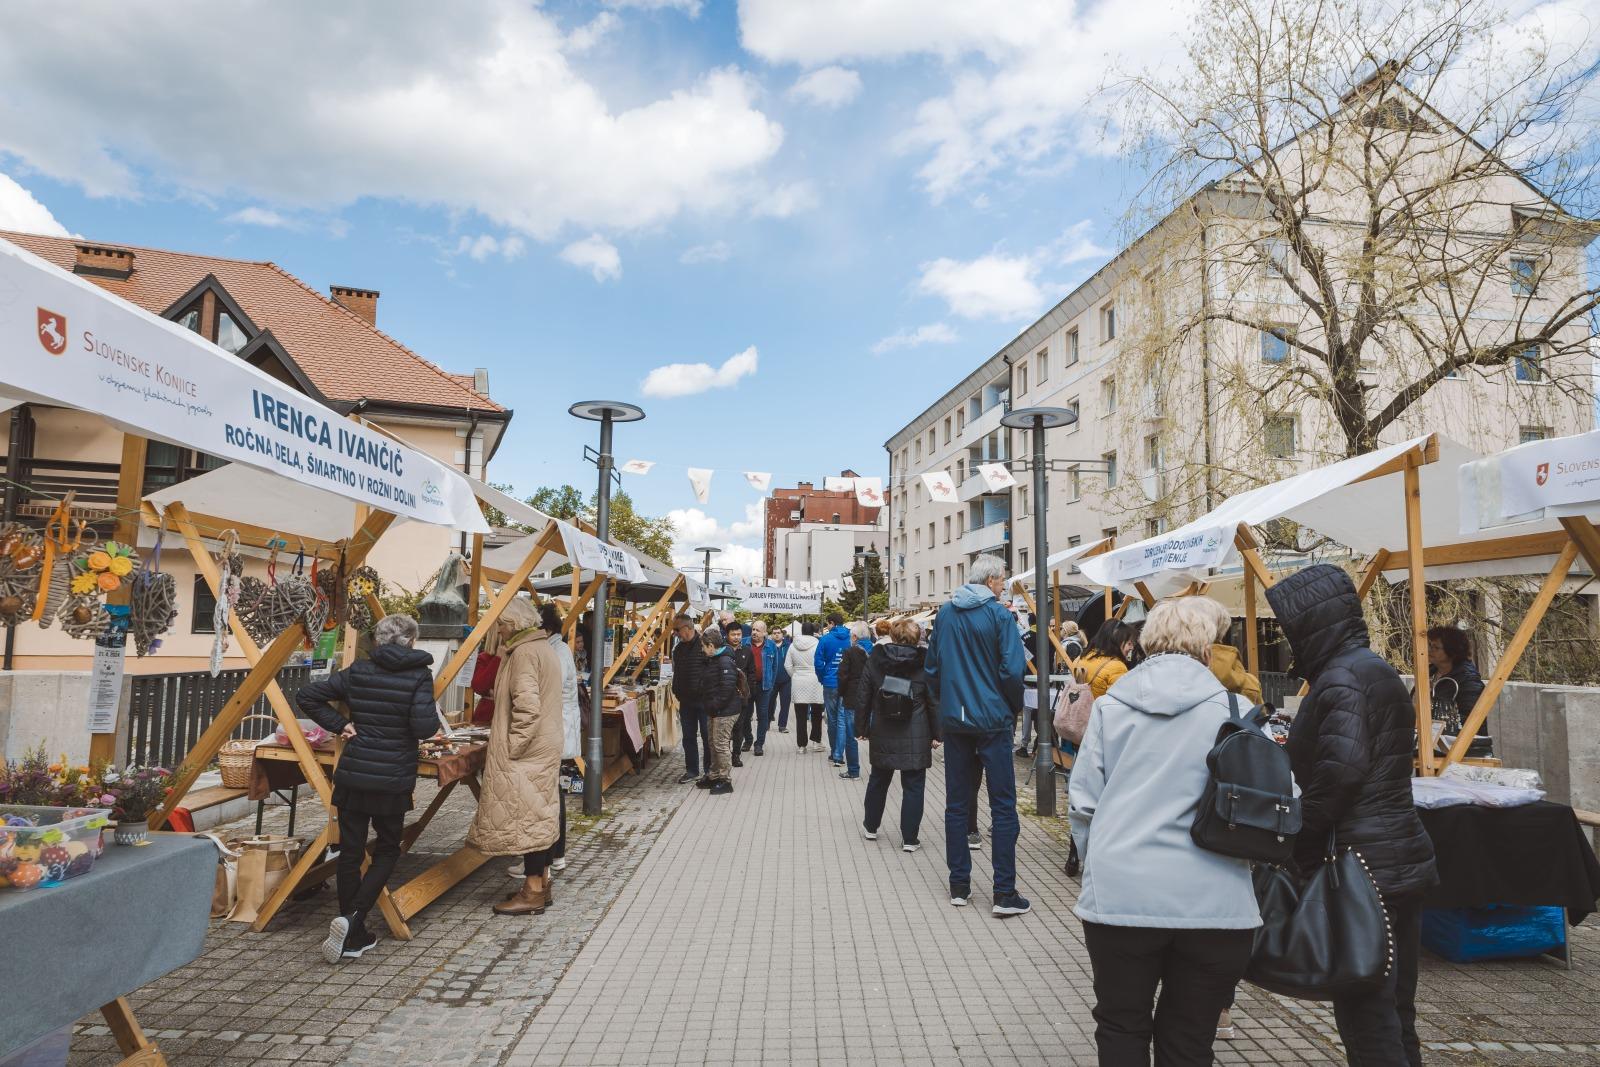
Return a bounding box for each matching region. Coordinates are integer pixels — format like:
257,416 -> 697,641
493,875 -> 546,916
542,872 -> 554,909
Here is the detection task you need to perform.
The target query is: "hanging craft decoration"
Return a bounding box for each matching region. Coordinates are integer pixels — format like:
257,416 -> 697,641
322,563 -> 383,634
128,516 -> 178,657
35,499 -> 92,628
208,532 -> 244,674
55,540 -> 136,641
687,468 -> 714,505
0,523 -> 44,626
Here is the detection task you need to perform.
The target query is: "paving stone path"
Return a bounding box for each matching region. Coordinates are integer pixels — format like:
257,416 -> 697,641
69,734 -> 1600,1065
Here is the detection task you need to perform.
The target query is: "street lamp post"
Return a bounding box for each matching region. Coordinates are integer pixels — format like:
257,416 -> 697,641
854,547 -> 879,626
569,400 -> 645,816
694,546 -> 721,595
1000,405 -> 1077,817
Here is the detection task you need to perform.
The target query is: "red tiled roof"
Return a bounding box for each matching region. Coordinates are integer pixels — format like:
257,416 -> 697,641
0,230 -> 504,414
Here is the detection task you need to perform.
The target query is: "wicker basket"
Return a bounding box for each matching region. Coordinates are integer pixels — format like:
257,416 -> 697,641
219,714 -> 278,789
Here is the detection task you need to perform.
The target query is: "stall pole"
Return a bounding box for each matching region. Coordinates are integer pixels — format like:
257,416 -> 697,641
1,404 -> 27,671
1443,540 -> 1578,767
467,532 -> 484,626
605,576 -> 684,686
1398,462 -> 1433,774
434,523 -> 561,696
1052,569 -> 1062,637
563,574 -> 606,638
1243,562 -> 1259,678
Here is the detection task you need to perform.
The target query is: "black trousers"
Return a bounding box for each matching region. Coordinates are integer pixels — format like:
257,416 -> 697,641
1082,922 -> 1253,1067
552,788 -> 568,860
863,767 -> 926,845
1332,892 -> 1424,1067
735,695 -> 757,750
794,703 -> 823,747
336,807 -> 405,917
773,678 -> 792,730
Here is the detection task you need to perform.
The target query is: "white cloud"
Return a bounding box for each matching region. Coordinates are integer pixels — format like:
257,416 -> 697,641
788,66 -> 863,108
559,234 -> 621,281
751,181 -> 818,218
641,345 -> 758,398
917,222 -> 1111,320
739,0 -> 1190,200
456,233 -> 527,262
224,206 -> 296,228
680,240 -> 732,264
607,0 -> 702,12
872,321 -> 959,354
0,171 -> 67,236
717,544 -> 765,581
0,2 -> 782,237
667,503 -> 763,545
566,11 -> 620,52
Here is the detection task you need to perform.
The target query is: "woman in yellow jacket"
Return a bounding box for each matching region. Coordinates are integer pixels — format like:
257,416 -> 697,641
1080,620 -> 1136,699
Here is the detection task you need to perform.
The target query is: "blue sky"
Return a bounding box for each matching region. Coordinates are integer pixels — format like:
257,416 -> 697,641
0,0 -> 1183,577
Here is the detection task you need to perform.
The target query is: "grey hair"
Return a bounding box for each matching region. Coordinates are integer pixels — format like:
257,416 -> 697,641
1187,596 -> 1234,643
373,614 -> 419,648
498,596 -> 541,632
848,621 -> 872,644
968,555 -> 1007,586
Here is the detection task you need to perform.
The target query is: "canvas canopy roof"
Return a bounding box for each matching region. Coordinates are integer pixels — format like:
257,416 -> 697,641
0,239 -> 484,532
1077,435 -> 1528,597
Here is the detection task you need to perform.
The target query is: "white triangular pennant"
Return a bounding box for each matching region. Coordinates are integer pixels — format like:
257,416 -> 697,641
687,467 -> 713,504
853,476 -> 884,508
842,575 -> 856,592
620,459 -> 654,476
921,470 -> 959,504
743,471 -> 772,491
978,463 -> 1017,492
824,476 -> 852,492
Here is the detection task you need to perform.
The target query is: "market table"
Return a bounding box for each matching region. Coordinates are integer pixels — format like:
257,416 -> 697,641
244,740 -> 488,940
1418,801 -> 1600,925
0,834 -> 213,1064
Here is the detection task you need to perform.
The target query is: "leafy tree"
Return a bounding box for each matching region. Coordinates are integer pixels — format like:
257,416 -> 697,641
834,550 -> 887,619
521,484 -> 675,563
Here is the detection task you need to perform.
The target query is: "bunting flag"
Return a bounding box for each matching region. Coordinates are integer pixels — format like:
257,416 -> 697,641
842,575 -> 856,592
823,476 -> 853,492
978,462 -> 1018,492
687,467 -> 714,504
921,470 -> 959,504
743,471 -> 772,491
853,476 -> 884,507
766,578 -> 779,587
785,580 -> 797,590
619,459 -> 655,476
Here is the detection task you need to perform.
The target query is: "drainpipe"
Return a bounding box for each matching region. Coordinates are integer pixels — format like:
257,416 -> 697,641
1195,205 -> 1217,513
460,411 -> 479,557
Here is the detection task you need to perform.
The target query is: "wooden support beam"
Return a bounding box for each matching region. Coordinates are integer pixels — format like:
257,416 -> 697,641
1403,461 -> 1433,776
1051,569 -> 1062,634
1243,561 -> 1260,677
1379,529 -> 1574,573
1355,550 -> 1391,600
605,576 -> 683,686
1133,581 -> 1157,607
1558,517 -> 1600,579
1011,579 -> 1074,664
467,532 -> 484,626
435,524 -> 560,698
563,574 -> 605,639
1442,540 -> 1578,768
141,505 -> 343,561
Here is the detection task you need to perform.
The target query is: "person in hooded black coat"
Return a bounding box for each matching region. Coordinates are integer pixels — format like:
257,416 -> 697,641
857,618 -> 941,851
1265,564 -> 1438,1067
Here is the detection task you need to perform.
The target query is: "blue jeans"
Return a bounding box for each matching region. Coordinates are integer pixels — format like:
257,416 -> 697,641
679,705 -> 710,776
755,686 -> 774,746
944,729 -> 1019,896
824,686 -> 841,756
772,678 -> 792,730
838,709 -> 860,776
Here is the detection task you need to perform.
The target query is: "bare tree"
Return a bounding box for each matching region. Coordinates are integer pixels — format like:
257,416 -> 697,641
1113,0 -> 1598,478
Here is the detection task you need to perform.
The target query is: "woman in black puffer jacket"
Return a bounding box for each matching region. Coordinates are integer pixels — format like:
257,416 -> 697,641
857,618 -> 940,851
1266,564 -> 1437,1067
297,613 -> 440,963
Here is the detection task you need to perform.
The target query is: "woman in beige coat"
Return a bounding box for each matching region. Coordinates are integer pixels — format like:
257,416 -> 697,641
469,597 -> 565,916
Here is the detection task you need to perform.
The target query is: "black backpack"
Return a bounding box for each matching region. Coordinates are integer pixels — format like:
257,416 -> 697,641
1191,693 -> 1301,863
877,673 -> 916,722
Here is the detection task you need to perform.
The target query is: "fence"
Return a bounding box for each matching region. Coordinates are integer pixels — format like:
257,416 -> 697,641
126,666 -> 314,769
1260,671 -> 1303,708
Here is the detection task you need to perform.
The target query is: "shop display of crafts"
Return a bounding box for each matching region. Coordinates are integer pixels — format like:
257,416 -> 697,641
0,747 -> 118,891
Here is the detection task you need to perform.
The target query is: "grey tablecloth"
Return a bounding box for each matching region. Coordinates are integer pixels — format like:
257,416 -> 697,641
0,833 -> 214,1055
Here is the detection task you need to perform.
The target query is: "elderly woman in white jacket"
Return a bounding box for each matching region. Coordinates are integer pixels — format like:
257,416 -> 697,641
1068,597 -> 1262,1066
785,622 -> 825,752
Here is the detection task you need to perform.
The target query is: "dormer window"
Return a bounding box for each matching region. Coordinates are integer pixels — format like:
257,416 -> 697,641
216,311 -> 248,354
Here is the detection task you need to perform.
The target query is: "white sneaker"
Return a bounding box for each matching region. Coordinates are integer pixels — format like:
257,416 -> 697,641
551,857 -> 567,872
950,891 -> 970,907
508,863 -> 523,879
322,915 -> 349,965
862,826 -> 878,841
902,843 -> 920,853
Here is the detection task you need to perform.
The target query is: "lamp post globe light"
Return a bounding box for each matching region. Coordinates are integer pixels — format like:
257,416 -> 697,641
568,400 -> 645,816
999,404 -> 1077,816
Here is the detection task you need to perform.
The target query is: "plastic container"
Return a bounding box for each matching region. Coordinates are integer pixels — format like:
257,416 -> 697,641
0,805 -> 113,891
1421,904 -> 1567,963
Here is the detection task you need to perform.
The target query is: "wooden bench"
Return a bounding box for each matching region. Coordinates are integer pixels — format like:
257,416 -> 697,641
181,786 -> 249,813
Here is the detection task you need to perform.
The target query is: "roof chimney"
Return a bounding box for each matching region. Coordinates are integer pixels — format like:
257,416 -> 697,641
330,285 -> 379,325
472,367 -> 490,396
73,243 -> 134,280
797,481 -> 813,491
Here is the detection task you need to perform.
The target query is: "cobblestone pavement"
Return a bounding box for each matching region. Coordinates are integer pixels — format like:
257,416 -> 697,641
68,735 -> 1599,1065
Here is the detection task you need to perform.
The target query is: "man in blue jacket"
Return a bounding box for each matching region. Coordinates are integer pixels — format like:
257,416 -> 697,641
814,612 -> 852,765
925,554 -> 1030,917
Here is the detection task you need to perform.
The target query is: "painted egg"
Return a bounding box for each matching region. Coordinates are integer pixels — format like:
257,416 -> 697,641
44,862 -> 67,882
8,862 -> 43,889
40,844 -> 69,868
66,850 -> 95,878
14,842 -> 41,863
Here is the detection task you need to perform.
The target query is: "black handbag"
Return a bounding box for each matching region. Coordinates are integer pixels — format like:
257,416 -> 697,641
1246,836 -> 1393,1002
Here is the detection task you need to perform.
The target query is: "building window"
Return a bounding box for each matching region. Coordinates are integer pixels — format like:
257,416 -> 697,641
1036,348 -> 1049,384
957,513 -> 965,537
928,523 -> 935,547
191,574 -> 217,634
215,312 -> 249,355
177,308 -> 201,333
1101,302 -> 1116,342
927,429 -> 936,452
1019,549 -> 1029,572
956,409 -> 965,435
915,528 -> 921,550
1145,518 -> 1163,538
1510,257 -> 1538,298
956,458 -> 966,483
1104,451 -> 1118,488
1066,328 -> 1080,366
143,442 -> 227,495
1018,486 -> 1028,517
915,439 -> 922,462
1143,434 -> 1162,474
943,516 -> 952,543
1264,238 -> 1290,278
957,562 -> 965,584
1067,534 -> 1082,549
1102,378 -> 1117,414
943,416 -> 952,445
1514,343 -> 1543,383
1102,526 -> 1119,541
928,571 -> 935,596
1064,396 -> 1080,433
944,566 -> 952,591
1066,465 -> 1081,502
1265,415 -> 1297,458
1017,362 -> 1029,396
1261,326 -> 1292,364
914,575 -> 921,596
1520,426 -> 1551,444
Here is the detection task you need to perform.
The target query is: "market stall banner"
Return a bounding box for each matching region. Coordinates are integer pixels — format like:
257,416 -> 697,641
686,575 -> 712,610
742,587 -> 823,613
1495,430 -> 1600,519
0,241 -> 486,532
1100,526 -> 1232,583
556,520 -> 646,582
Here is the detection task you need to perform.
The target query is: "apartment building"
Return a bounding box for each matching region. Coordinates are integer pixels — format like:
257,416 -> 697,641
884,86 -> 1595,611
762,472 -> 881,579
770,518 -> 887,588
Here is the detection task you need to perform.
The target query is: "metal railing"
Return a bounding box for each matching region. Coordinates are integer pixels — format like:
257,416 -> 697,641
126,666 -> 314,769
1260,671 -> 1303,708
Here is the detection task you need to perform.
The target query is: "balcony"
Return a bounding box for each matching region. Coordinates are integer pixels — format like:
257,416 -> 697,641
965,400 -> 1005,442
959,521 -> 1010,555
